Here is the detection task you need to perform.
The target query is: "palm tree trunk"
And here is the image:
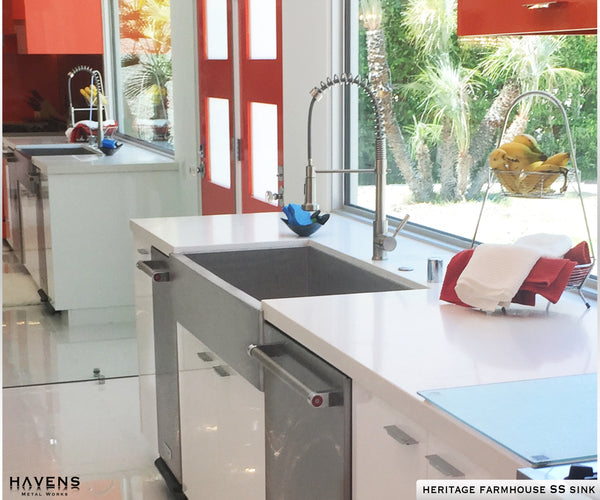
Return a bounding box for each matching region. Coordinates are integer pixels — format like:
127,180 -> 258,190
456,150 -> 472,199
439,119 -> 457,200
415,141 -> 434,201
364,24 -> 425,201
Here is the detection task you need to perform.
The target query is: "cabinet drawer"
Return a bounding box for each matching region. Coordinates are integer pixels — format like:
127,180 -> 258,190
457,0 -> 597,36
354,386 -> 428,500
177,324 -> 223,371
426,432 -> 493,480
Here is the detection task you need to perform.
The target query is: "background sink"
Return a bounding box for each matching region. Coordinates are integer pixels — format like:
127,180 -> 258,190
185,245 -> 412,301
16,144 -> 100,158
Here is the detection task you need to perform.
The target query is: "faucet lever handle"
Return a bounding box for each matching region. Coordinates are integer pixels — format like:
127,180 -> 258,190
392,214 -> 410,238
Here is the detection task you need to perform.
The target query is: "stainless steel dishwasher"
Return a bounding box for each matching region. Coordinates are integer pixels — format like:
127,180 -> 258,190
250,322 -> 352,500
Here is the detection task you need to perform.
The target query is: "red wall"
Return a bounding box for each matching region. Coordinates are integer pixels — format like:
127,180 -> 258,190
2,0 -> 103,126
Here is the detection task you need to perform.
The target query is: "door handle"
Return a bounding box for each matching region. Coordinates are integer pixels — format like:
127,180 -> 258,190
136,260 -> 170,282
248,343 -> 343,408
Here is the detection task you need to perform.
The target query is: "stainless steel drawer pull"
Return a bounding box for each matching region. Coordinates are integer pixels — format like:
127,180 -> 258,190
248,343 -> 343,408
197,352 -> 214,362
136,260 -> 170,282
425,454 -> 464,477
384,425 -> 418,446
213,365 -> 230,377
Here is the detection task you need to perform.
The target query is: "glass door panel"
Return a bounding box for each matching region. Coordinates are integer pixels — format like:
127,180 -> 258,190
250,102 -> 278,203
207,98 -> 232,188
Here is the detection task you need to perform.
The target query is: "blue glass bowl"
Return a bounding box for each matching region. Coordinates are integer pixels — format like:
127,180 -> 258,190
281,218 -> 323,237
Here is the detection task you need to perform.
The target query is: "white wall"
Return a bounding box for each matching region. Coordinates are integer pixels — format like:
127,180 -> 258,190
282,0 -> 342,212
170,0 -> 201,215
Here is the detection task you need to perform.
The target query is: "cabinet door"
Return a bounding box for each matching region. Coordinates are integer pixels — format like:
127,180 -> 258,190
178,325 -> 265,500
457,0 -> 597,36
353,385 -> 428,500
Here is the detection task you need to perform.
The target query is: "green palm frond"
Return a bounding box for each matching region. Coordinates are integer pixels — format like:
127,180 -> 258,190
123,53 -> 172,100
480,36 -> 583,92
402,0 -> 457,55
405,58 -> 479,151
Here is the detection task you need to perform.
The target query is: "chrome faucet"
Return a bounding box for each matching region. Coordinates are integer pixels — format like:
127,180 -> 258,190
92,70 -> 104,149
303,73 -> 408,260
67,66 -> 105,148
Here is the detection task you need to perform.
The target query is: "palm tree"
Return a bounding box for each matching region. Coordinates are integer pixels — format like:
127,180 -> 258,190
480,35 -> 583,141
360,0 -> 427,201
119,0 -> 172,139
405,58 -> 479,199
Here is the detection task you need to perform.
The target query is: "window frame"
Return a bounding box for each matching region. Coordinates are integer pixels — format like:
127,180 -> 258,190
102,0 -> 176,155
339,0 -> 597,296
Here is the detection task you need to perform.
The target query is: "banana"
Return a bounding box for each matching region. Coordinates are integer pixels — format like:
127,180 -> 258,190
519,161 -> 545,193
499,141 -> 547,169
513,134 -> 544,156
489,149 -> 522,192
488,148 -> 508,170
541,152 -> 569,170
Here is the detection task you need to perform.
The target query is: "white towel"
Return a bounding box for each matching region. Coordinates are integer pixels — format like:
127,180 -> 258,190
513,233 -> 572,258
455,244 -> 542,312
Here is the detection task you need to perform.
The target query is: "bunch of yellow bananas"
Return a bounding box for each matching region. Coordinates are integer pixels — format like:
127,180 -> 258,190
488,134 -> 569,195
79,84 -> 108,106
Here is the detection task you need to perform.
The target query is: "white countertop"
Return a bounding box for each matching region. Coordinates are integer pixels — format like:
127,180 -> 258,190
131,211 -> 596,391
130,211 -> 597,468
4,134 -> 178,175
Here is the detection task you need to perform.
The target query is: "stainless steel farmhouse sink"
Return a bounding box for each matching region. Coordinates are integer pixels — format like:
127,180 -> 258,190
153,243 -> 416,488
169,243 -> 415,393
16,143 -> 101,158
184,244 -> 413,300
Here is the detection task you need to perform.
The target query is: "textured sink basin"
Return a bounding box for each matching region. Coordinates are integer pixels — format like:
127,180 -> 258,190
16,144 -> 100,158
184,244 -> 413,300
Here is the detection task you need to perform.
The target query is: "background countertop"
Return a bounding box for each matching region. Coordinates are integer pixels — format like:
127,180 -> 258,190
3,134 -> 178,175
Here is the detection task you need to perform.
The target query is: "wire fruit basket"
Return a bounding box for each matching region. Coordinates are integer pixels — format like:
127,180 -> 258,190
472,90 -> 595,308
493,168 -> 569,198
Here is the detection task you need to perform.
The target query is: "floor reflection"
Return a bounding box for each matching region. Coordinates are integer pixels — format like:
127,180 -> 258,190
3,242 -> 138,388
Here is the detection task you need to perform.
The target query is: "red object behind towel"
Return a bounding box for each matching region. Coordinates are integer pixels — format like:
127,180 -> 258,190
440,244 -> 584,308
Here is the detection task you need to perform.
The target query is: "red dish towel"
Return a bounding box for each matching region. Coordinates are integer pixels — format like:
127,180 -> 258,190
440,246 -> 581,308
563,241 -> 591,265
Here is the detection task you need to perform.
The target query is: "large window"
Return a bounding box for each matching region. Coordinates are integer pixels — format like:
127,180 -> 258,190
112,0 -> 174,152
344,0 -> 597,272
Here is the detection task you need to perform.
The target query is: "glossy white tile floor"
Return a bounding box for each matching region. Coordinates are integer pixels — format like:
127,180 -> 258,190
3,243 -> 174,498
3,242 -> 138,387
3,378 -> 173,499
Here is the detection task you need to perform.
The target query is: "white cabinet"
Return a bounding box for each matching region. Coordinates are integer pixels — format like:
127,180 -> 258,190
354,384 -> 428,500
353,383 -> 500,500
177,324 -> 265,500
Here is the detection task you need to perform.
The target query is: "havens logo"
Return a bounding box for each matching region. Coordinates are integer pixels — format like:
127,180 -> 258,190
8,476 -> 80,497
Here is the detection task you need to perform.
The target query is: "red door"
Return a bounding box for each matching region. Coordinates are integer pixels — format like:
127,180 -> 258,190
197,0 -> 283,215
198,0 -> 236,215
238,0 -> 283,213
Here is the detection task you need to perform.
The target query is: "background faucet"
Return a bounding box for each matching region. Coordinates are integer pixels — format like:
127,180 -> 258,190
303,73 -> 407,260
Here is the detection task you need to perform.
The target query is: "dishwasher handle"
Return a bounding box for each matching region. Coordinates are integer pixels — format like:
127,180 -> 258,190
136,260 -> 170,282
248,343 -> 343,408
